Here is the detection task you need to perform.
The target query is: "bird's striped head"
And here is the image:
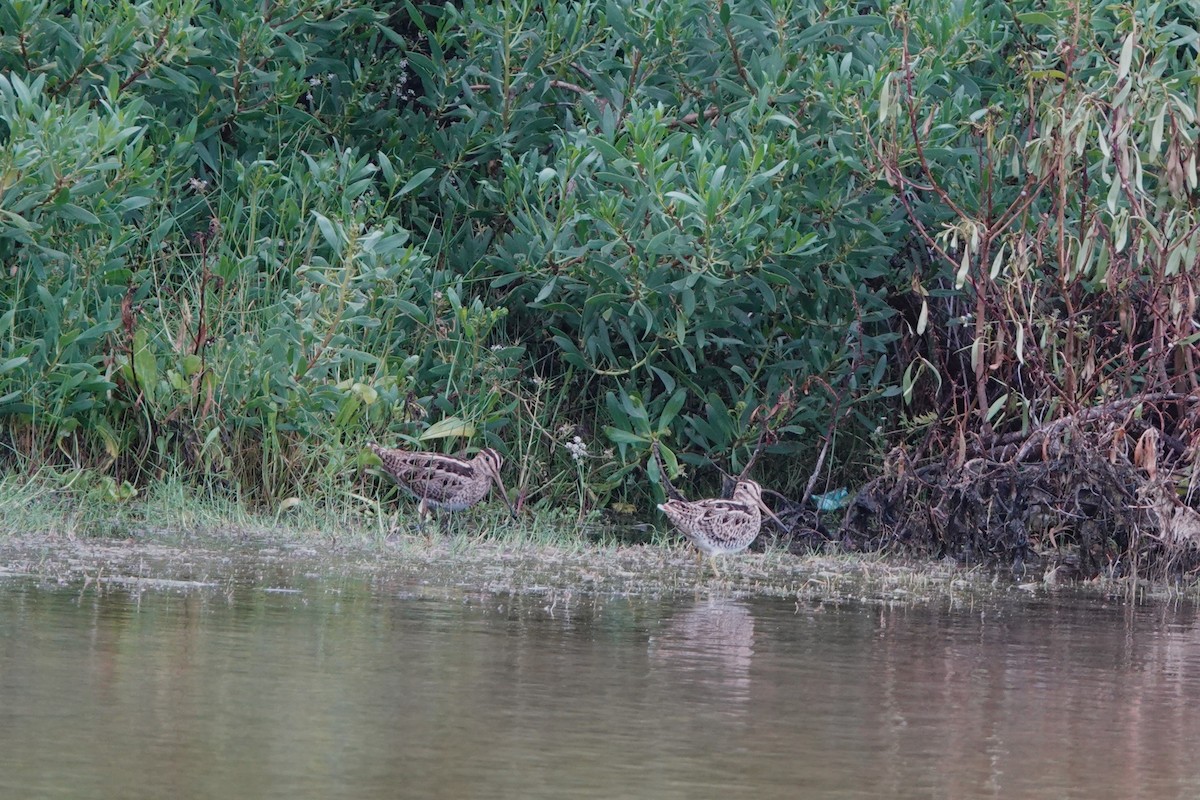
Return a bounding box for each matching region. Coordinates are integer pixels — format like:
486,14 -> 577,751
734,479 -> 787,531
473,447 -> 504,477
733,479 -> 764,504
474,448 -> 516,517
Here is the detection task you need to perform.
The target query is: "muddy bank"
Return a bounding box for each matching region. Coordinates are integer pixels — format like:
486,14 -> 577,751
0,529 -> 1017,605
837,395 -> 1200,585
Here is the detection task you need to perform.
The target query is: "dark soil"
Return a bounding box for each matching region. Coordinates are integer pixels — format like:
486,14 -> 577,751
834,394 -> 1200,584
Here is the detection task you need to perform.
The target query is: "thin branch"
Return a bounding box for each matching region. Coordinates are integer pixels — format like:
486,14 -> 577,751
118,22 -> 172,94
548,78 -> 589,95
720,11 -> 751,88
899,30 -> 970,222
651,442 -> 685,501
666,105 -> 720,129
984,392 -> 1200,453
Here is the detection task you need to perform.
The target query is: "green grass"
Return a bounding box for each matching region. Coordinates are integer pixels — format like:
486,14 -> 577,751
0,469 -> 1001,603
0,468 -> 639,547
6,469 -> 1199,604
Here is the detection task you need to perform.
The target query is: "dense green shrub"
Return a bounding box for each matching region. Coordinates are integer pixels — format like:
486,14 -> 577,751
9,0 -> 1190,522
371,0 -> 908,503
0,0 -> 908,516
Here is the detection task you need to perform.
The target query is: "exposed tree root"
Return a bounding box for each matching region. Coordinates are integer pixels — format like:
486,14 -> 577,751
752,497 -> 831,555
839,394 -> 1200,583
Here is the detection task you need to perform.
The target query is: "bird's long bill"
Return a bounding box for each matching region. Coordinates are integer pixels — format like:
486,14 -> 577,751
494,473 -> 518,518
757,498 -> 787,531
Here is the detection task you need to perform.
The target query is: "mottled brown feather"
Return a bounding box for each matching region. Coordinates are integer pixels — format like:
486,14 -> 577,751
368,444 -> 510,513
658,480 -> 768,556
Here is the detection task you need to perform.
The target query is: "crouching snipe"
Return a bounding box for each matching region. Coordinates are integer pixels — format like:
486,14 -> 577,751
658,479 -> 784,577
367,443 -> 517,521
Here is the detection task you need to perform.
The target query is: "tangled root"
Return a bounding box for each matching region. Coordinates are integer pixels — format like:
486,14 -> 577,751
840,396 -> 1200,583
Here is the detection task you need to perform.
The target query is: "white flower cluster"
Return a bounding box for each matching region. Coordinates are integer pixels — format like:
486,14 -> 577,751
393,59 -> 416,101
564,435 -> 587,462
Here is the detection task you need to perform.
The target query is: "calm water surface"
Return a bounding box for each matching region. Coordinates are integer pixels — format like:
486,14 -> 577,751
2,563 -> 1200,799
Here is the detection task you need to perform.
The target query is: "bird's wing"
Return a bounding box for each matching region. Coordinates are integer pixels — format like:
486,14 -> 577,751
660,498 -> 753,528
373,448 -> 474,503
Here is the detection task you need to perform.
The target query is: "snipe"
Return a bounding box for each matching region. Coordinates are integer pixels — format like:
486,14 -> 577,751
367,443 -> 517,520
657,479 -> 784,577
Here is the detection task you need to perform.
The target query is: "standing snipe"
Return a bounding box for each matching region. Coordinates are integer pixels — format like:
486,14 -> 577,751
367,443 -> 517,519
657,479 -> 784,577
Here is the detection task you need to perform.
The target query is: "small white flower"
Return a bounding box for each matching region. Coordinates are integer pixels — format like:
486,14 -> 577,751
308,76 -> 321,86
564,435 -> 588,462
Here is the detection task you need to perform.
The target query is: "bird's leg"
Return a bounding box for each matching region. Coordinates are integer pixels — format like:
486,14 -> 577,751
417,499 -> 435,541
709,555 -> 722,580
386,506 -> 403,541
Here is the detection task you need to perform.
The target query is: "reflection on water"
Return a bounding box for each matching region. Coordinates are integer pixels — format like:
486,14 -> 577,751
649,598 -> 755,704
2,571 -> 1200,799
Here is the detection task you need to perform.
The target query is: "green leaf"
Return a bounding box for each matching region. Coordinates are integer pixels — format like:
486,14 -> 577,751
59,204 -> 100,225
621,390 -> 652,435
276,32 -> 306,64
132,328 -> 157,398
313,212 -> 341,251
828,14 -> 884,28
419,416 -> 476,440
604,426 -> 650,446
1016,12 -> 1057,26
657,441 -> 680,477
1117,31 -> 1135,81
0,356 -> 28,375
116,196 -> 153,213
378,152 -> 396,186
585,135 -> 626,165
656,388 -> 687,435
398,167 -> 436,197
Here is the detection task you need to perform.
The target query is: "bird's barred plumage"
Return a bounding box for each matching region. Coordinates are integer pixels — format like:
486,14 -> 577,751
658,480 -> 770,557
367,444 -> 513,514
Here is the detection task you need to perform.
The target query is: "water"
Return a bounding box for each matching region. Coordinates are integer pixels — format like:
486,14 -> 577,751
3,565 -> 1200,799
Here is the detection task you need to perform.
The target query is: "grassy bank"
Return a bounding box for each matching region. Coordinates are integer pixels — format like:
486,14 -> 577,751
6,1 -> 1200,588
2,471 -> 1189,604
